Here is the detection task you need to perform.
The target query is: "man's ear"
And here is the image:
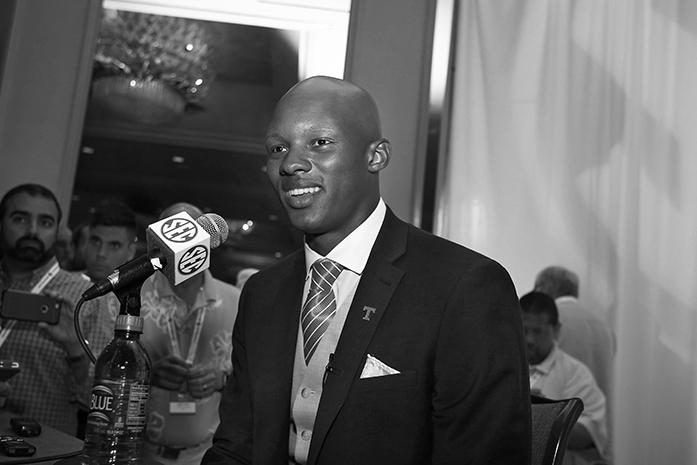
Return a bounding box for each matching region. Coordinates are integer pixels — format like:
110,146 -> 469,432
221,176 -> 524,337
367,138 -> 391,173
553,323 -> 562,340
127,242 -> 137,261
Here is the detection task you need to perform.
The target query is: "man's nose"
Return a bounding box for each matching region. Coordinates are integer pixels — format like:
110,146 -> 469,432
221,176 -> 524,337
26,219 -> 39,236
279,147 -> 311,175
97,244 -> 109,259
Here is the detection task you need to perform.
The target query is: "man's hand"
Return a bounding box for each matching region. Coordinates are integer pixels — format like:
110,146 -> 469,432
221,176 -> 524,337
37,290 -> 83,357
151,356 -> 189,391
187,364 -> 224,399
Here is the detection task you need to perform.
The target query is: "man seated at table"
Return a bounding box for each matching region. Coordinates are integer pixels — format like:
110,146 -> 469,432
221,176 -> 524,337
521,290 -> 609,465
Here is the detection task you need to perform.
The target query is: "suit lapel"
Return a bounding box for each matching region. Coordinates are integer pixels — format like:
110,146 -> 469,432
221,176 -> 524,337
307,210 -> 407,465
254,253 -> 305,458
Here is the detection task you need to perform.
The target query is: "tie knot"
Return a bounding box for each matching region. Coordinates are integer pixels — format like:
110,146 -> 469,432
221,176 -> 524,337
311,258 -> 344,285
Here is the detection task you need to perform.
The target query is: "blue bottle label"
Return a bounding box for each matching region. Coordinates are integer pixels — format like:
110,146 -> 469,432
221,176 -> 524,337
87,380 -> 150,434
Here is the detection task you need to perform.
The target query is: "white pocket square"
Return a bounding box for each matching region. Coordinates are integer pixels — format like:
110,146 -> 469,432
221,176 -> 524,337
360,354 -> 400,379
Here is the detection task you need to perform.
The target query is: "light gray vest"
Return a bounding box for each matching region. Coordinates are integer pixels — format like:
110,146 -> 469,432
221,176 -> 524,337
289,286 -> 353,464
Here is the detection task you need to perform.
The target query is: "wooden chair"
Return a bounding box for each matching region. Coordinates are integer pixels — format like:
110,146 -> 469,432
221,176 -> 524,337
531,395 -> 584,465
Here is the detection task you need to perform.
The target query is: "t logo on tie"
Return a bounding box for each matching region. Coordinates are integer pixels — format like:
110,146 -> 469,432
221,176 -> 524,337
362,306 -> 376,321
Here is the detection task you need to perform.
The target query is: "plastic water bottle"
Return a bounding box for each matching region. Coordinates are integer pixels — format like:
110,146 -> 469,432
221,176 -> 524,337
82,314 -> 151,465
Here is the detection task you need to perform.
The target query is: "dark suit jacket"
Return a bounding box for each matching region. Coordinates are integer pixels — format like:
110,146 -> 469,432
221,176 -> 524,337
203,209 -> 531,465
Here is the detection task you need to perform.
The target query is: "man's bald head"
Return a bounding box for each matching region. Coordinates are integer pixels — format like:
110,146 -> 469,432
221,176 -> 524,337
274,76 -> 382,144
160,202 -> 203,221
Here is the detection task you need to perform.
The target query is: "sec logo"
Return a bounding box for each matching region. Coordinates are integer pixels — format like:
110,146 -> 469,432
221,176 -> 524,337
178,245 -> 208,275
161,217 -> 198,243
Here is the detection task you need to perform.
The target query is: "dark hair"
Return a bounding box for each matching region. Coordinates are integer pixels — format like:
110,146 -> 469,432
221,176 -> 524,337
0,183 -> 62,224
89,201 -> 137,237
534,266 -> 579,298
519,291 -> 559,326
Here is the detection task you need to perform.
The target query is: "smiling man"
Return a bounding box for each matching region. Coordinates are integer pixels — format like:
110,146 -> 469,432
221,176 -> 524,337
203,76 -> 530,465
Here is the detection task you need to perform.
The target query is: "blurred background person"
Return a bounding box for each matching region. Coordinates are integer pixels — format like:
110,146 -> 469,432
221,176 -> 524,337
84,201 -> 137,282
534,265 -> 615,397
77,200 -> 139,437
0,183 -> 94,435
141,202 -> 240,465
521,290 -> 608,465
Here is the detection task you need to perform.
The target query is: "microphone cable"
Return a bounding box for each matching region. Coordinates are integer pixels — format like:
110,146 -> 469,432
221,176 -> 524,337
73,297 -> 97,364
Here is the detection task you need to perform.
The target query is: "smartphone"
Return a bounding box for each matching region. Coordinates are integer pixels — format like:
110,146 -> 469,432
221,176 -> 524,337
0,360 -> 20,382
10,417 -> 41,437
0,289 -> 61,325
0,436 -> 36,457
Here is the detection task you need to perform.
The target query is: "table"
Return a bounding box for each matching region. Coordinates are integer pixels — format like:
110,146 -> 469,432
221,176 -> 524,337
0,413 -> 83,464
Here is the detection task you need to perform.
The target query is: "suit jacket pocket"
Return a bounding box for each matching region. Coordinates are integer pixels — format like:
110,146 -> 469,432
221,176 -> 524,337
351,369 -> 417,393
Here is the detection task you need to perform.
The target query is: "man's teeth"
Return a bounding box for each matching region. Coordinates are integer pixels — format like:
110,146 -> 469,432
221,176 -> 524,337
288,187 -> 320,196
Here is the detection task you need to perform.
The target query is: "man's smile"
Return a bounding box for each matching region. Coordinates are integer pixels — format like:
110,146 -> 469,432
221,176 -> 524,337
287,187 -> 321,196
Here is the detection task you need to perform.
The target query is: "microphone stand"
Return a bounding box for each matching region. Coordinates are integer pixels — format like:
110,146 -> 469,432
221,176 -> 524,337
75,270 -> 154,365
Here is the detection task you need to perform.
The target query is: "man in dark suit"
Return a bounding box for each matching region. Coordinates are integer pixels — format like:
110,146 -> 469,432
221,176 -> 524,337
202,76 -> 530,465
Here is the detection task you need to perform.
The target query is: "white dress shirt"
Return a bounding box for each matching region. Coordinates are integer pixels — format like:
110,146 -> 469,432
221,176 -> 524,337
530,344 -> 609,462
289,198 -> 387,464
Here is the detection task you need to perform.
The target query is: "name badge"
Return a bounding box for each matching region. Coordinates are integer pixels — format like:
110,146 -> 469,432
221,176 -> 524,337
169,391 -> 196,414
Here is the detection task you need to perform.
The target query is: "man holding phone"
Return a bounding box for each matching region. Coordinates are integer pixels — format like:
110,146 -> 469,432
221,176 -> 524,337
0,183 -> 98,435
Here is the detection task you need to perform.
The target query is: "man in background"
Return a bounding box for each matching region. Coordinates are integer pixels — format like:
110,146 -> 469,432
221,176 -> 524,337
84,201 -> 138,282
522,290 -> 608,464
204,76 -> 530,465
141,202 -> 240,465
78,201 -> 139,437
534,265 -> 615,396
0,183 -> 93,434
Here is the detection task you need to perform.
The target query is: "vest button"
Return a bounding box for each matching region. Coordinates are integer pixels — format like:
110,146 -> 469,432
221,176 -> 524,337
300,387 -> 315,398
301,430 -> 312,440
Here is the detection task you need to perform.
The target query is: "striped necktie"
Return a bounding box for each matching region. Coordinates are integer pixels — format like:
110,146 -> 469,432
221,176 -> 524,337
301,258 -> 344,364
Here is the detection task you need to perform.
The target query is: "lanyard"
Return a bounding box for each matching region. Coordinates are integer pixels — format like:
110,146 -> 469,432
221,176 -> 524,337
165,304 -> 207,365
0,262 -> 60,349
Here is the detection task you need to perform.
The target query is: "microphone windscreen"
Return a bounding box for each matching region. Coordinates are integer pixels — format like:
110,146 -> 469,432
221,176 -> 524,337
196,214 -> 229,248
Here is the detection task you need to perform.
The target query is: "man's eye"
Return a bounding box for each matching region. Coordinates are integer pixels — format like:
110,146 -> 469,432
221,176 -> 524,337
109,243 -> 122,251
313,139 -> 332,147
268,145 -> 286,154
40,219 -> 54,228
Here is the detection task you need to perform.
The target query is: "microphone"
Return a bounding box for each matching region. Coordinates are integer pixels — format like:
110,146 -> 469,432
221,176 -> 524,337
82,212 -> 229,300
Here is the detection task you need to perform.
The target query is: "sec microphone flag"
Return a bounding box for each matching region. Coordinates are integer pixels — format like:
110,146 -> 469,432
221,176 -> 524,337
146,211 -> 211,286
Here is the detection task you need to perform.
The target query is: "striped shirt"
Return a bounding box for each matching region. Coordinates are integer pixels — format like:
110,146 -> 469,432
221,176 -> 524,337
0,257 -> 97,435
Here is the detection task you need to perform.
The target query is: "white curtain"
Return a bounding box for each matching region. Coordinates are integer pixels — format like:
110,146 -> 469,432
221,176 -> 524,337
437,1 -> 697,464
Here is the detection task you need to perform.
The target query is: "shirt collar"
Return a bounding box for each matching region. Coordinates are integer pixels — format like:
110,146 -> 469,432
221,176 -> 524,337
555,296 -> 578,304
530,343 -> 560,375
151,269 -> 219,306
304,198 -> 387,276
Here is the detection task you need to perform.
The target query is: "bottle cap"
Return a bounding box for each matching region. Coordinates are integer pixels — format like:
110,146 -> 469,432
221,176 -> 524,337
115,314 -> 144,333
